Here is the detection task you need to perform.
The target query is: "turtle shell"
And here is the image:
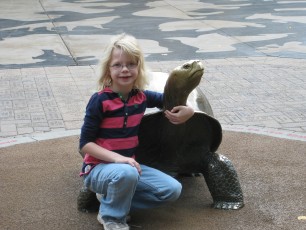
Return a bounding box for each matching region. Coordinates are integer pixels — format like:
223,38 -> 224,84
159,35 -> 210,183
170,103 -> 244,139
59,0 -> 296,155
135,110 -> 222,174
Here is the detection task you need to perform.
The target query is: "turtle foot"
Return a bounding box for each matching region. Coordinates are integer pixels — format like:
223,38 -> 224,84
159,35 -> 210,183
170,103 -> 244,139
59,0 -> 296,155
77,186 -> 100,213
213,201 -> 244,210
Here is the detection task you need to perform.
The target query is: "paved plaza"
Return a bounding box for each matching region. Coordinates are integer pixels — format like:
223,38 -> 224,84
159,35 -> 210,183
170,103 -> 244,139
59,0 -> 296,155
1,0 -> 306,145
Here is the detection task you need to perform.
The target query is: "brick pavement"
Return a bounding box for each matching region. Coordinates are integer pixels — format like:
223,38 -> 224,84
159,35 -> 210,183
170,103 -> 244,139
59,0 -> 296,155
1,57 -> 306,147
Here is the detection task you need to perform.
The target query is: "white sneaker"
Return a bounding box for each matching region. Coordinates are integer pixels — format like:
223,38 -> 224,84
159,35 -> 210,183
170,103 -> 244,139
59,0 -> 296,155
96,193 -> 103,202
97,214 -> 130,230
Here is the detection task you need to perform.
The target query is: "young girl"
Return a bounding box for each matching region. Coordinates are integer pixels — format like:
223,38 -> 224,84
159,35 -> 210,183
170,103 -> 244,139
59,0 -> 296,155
79,33 -> 194,230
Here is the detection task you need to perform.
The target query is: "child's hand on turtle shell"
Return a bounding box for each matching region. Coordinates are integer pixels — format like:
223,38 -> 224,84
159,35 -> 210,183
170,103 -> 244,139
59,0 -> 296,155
165,106 -> 194,124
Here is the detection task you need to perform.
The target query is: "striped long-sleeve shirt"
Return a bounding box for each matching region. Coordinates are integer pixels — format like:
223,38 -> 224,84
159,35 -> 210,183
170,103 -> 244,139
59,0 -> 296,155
79,87 -> 163,170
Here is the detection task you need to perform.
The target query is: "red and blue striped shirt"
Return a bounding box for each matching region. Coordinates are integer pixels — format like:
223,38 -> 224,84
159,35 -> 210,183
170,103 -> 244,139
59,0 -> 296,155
80,87 -> 163,167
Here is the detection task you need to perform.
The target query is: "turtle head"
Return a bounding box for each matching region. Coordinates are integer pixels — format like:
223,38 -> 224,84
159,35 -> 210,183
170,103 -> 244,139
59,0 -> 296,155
163,60 -> 204,110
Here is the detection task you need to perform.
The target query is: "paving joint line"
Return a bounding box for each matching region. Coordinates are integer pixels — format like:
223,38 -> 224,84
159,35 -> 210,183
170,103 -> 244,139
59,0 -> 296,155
38,0 -> 78,66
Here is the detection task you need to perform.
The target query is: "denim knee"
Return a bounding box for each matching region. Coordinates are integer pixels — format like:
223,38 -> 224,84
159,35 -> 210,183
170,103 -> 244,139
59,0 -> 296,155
167,181 -> 182,202
119,165 -> 140,183
83,163 -> 139,193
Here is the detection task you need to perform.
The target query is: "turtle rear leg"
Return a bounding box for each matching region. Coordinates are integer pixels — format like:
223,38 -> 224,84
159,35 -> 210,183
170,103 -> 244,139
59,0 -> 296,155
77,152 -> 100,212
202,152 -> 244,210
77,186 -> 100,213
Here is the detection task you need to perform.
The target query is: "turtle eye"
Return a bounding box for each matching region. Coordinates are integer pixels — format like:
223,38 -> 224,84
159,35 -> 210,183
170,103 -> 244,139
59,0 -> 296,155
182,64 -> 191,69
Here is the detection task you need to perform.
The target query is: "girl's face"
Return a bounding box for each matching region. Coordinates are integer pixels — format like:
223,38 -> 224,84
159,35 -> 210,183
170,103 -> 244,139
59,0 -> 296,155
109,47 -> 139,94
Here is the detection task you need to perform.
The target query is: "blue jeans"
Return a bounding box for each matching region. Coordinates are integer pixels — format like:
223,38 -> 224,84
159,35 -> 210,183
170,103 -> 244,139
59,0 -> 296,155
84,163 -> 182,222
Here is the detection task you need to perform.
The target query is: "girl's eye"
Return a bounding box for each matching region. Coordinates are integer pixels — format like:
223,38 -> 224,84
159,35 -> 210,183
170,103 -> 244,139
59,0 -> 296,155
110,62 -> 138,70
127,63 -> 138,69
113,63 -> 122,68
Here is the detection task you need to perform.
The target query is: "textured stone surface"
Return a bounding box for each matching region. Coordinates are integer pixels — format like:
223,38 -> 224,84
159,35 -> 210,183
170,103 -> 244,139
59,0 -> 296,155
0,0 -> 306,141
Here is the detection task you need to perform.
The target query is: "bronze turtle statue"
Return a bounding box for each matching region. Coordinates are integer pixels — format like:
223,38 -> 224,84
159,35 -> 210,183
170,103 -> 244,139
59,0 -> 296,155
135,60 -> 244,210
77,60 -> 244,212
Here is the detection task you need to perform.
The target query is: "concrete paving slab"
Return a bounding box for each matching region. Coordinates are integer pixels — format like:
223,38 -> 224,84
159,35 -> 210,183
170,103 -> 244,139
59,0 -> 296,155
1,0 -> 306,68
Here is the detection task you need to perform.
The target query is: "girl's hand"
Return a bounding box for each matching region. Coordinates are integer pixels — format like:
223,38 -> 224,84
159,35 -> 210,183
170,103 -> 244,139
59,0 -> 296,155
164,106 -> 194,125
115,156 -> 142,175
81,143 -> 142,174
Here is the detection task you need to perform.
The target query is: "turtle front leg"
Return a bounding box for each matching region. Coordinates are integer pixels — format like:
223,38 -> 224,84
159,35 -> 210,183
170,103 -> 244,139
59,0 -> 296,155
202,152 -> 244,210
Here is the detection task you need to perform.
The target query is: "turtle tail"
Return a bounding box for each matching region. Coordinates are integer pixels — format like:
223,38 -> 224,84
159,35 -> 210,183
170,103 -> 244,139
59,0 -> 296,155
202,152 -> 244,210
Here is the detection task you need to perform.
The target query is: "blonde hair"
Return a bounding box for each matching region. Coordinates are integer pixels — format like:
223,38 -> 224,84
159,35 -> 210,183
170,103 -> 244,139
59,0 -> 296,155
97,33 -> 148,91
